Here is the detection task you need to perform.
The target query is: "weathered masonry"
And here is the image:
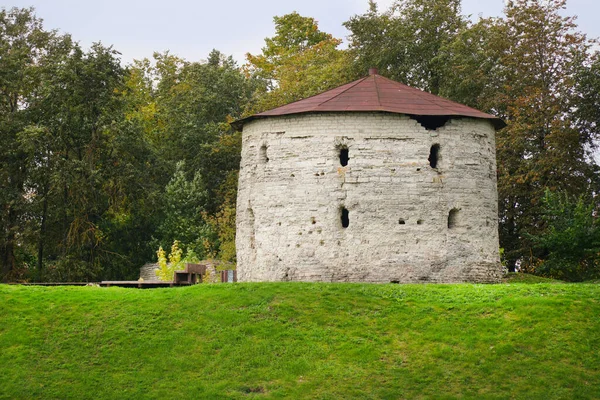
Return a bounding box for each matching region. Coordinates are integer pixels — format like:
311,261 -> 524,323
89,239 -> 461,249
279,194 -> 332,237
232,70 -> 506,283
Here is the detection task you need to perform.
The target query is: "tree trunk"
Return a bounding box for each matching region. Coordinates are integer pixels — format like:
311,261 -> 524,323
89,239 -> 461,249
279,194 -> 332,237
2,212 -> 16,281
37,188 -> 49,280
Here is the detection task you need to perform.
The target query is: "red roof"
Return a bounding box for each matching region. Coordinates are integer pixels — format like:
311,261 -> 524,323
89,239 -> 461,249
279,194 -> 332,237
233,72 -> 505,130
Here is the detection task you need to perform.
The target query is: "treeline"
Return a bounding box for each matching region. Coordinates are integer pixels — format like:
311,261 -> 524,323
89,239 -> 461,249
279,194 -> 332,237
1,0 -> 599,282
0,9 -> 256,281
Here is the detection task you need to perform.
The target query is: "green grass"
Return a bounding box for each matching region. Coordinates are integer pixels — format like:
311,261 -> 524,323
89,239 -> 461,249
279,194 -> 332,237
1,282 -> 599,399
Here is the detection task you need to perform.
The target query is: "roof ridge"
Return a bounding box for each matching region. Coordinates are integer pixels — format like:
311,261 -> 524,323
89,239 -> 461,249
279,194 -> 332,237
315,75 -> 370,108
374,74 -> 382,107
253,77 -> 367,116
377,75 -> 487,115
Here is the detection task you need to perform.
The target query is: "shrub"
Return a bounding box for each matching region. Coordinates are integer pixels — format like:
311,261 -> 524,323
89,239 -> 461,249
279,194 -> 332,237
527,190 -> 600,281
155,240 -> 199,281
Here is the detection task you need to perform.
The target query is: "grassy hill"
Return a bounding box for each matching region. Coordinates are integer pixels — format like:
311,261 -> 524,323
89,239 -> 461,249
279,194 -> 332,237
1,280 -> 598,399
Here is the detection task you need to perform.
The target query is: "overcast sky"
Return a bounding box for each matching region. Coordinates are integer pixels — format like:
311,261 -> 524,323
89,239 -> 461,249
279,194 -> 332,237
5,0 -> 600,65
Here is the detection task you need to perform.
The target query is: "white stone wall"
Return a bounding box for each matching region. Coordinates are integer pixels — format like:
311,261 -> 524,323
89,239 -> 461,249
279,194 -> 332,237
139,263 -> 160,281
236,113 -> 501,283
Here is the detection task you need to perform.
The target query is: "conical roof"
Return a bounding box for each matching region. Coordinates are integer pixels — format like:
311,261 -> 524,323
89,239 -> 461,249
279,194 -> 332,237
233,71 -> 505,130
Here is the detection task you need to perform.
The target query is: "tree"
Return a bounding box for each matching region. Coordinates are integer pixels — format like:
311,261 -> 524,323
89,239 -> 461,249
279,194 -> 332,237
205,170 -> 238,263
344,0 -> 467,94
0,7 -> 72,280
436,16 -> 509,110
25,43 -> 131,281
154,161 -> 213,258
574,51 -> 600,159
128,50 -> 255,207
1,7 -> 255,280
246,12 -> 352,113
125,50 -> 255,264
491,0 -> 599,270
155,240 -> 193,282
527,190 -> 600,281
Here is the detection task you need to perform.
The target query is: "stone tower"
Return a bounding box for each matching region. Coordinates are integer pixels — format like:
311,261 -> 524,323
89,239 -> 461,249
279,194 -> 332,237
232,70 -> 505,283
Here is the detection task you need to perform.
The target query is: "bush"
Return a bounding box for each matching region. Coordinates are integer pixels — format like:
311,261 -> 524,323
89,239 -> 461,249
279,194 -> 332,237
527,190 -> 600,281
155,240 -> 199,281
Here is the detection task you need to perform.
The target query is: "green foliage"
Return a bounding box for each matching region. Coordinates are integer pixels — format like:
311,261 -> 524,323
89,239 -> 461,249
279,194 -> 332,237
155,240 -> 193,282
201,267 -> 214,284
156,246 -> 168,279
575,51 -> 600,154
479,1 -> 597,270
1,283 -> 599,398
0,7 -> 254,281
0,7 -> 148,281
205,170 -> 238,263
436,16 -> 508,109
0,7 -> 68,280
125,51 -> 253,264
344,0 -> 467,94
526,190 -> 600,282
246,12 -> 352,113
154,161 -> 213,258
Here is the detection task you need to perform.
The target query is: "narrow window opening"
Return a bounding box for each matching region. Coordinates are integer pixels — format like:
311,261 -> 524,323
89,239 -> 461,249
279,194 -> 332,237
341,207 -> 349,228
260,144 -> 269,164
248,207 -> 256,249
448,208 -> 459,229
411,115 -> 451,130
399,218 -> 406,225
339,147 -> 349,167
429,144 -> 440,169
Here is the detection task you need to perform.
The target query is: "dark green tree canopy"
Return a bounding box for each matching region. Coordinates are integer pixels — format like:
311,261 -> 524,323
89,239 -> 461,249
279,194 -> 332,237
344,0 -> 467,94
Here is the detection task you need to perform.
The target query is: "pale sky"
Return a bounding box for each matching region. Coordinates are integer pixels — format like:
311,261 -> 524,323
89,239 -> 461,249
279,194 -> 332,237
4,0 -> 599,65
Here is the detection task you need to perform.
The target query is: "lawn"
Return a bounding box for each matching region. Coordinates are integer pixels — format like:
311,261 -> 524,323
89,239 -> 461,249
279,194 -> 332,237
0,279 -> 598,399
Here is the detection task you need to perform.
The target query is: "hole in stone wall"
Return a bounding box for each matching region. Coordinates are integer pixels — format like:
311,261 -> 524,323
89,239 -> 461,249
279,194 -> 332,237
260,144 -> 269,163
429,144 -> 440,169
411,115 -> 451,130
448,208 -> 459,229
339,147 -> 349,167
399,219 -> 406,225
248,207 -> 256,249
417,219 -> 423,225
341,207 -> 349,228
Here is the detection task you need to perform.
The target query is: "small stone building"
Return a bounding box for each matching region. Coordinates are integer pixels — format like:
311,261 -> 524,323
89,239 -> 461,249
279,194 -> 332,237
139,263 -> 160,281
232,70 -> 505,283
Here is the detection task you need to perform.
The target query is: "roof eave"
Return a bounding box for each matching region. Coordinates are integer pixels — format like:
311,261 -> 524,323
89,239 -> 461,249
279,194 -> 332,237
230,110 -> 506,132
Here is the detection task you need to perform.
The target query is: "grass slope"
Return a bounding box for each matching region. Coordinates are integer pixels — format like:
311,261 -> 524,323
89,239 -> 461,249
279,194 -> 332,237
1,282 -> 599,399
